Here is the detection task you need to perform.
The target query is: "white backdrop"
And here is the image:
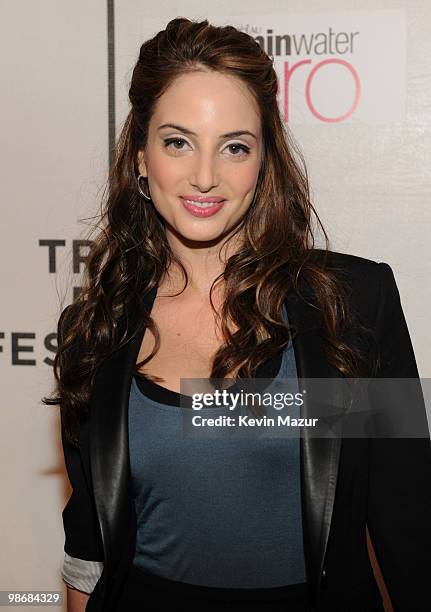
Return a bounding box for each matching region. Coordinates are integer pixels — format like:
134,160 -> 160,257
1,1 -> 430,610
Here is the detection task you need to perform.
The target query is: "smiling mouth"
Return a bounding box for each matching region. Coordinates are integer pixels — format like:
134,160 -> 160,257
180,197 -> 226,208
183,199 -> 221,208
179,197 -> 226,217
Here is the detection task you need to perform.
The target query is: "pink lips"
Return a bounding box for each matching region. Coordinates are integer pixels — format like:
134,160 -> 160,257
180,195 -> 225,203
179,196 -> 226,218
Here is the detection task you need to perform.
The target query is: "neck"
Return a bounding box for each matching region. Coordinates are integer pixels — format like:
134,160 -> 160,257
160,226 -> 244,298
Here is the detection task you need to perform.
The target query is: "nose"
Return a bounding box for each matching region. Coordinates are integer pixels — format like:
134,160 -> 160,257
189,150 -> 219,192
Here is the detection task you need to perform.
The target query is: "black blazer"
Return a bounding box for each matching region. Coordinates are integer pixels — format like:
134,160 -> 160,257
59,251 -> 431,612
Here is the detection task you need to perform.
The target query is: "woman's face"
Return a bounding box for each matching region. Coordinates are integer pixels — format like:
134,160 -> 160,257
137,69 -> 263,246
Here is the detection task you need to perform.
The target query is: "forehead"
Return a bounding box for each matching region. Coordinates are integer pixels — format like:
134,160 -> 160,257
151,70 -> 261,133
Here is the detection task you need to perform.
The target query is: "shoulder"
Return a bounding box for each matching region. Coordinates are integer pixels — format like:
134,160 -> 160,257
309,248 -> 401,326
310,247 -> 395,287
311,248 -> 379,276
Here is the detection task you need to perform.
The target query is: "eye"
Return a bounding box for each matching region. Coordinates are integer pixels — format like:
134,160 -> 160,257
163,137 -> 188,151
226,143 -> 250,156
163,138 -> 251,157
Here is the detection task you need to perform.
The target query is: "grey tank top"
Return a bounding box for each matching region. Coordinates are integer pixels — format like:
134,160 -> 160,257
128,305 -> 307,588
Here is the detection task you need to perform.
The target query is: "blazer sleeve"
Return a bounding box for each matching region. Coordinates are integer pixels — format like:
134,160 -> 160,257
366,263 -> 431,612
58,305 -> 105,563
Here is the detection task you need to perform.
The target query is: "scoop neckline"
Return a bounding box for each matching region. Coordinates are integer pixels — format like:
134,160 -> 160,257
133,344 -> 287,408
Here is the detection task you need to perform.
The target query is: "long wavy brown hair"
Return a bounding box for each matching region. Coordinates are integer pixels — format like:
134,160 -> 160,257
44,17 -> 375,447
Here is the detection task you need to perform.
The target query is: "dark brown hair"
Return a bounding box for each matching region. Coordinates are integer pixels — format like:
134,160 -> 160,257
44,17 -> 373,447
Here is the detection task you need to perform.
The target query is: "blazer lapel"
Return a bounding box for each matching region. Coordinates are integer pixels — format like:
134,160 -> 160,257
87,286 -> 158,578
285,285 -> 343,604
84,281 -> 342,606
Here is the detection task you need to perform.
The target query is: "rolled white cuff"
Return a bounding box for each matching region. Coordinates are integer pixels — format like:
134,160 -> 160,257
61,552 -> 104,594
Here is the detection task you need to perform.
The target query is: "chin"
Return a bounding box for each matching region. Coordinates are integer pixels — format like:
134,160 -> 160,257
173,222 -> 232,244
182,229 -> 227,244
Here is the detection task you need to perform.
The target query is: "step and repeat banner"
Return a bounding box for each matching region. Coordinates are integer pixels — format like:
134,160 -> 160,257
1,1 -> 430,610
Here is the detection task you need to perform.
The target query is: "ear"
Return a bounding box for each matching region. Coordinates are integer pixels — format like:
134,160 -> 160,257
137,150 -> 148,177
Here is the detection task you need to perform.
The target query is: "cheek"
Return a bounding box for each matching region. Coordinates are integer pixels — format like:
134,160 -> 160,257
228,163 -> 260,196
148,151 -> 182,190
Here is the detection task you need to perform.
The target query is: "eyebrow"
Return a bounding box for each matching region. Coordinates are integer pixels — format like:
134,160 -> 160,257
157,123 -> 257,140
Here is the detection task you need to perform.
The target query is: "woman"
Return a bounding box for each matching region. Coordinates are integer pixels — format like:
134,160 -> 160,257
46,17 -> 431,612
